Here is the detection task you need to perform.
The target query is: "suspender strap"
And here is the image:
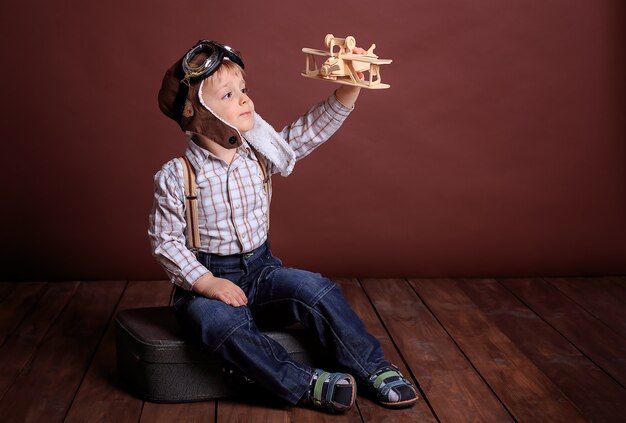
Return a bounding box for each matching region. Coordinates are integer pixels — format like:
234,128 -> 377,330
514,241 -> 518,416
178,150 -> 271,251
178,156 -> 201,250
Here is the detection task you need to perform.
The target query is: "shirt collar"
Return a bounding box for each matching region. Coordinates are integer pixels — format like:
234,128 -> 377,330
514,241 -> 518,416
184,135 -> 254,171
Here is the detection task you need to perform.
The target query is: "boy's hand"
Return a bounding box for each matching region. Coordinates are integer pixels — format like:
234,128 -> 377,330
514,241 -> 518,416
192,273 -> 248,307
335,47 -> 367,108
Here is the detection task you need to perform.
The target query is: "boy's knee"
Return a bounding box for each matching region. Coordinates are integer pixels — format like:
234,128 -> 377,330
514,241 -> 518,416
184,297 -> 251,350
272,268 -> 337,306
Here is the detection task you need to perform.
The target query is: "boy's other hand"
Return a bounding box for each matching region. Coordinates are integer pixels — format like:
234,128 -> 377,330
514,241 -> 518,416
192,274 -> 248,307
335,46 -> 366,108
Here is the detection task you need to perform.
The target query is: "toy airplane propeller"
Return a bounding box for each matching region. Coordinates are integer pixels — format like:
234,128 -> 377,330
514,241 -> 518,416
302,34 -> 393,89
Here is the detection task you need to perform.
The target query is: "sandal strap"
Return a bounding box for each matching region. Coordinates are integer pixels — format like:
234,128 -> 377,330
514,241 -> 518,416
310,369 -> 353,410
325,372 -> 345,404
372,368 -> 403,389
366,365 -> 418,409
379,378 -> 409,397
370,366 -> 415,398
312,370 -> 330,406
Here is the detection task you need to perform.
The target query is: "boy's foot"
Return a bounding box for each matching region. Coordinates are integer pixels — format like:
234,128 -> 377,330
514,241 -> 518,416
303,369 -> 356,413
365,364 -> 418,409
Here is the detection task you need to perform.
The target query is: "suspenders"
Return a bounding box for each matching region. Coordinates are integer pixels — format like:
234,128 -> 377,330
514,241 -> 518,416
178,149 -> 270,251
178,155 -> 202,250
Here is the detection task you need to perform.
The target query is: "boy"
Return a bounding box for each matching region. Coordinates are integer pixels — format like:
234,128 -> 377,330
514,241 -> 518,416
149,40 -> 417,413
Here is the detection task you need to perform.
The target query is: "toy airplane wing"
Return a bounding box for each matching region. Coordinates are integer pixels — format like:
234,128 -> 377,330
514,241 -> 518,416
302,48 -> 331,57
341,54 -> 393,65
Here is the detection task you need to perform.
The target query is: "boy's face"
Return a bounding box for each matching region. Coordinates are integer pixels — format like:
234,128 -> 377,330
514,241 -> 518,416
200,67 -> 255,133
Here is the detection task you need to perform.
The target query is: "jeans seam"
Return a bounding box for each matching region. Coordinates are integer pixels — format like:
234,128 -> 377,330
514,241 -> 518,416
255,295 -> 371,378
252,265 -> 280,304
302,304 -> 370,377
255,278 -> 335,309
211,313 -> 251,352
258,335 -> 312,403
308,280 -> 335,307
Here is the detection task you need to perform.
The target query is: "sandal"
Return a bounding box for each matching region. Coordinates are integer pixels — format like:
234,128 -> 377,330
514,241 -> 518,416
304,369 -> 356,413
366,364 -> 418,408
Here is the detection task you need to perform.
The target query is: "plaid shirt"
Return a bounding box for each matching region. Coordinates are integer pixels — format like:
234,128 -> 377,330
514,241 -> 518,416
149,94 -> 353,290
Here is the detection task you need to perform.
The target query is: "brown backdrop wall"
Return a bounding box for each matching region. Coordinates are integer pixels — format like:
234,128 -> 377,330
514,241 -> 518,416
1,0 -> 624,281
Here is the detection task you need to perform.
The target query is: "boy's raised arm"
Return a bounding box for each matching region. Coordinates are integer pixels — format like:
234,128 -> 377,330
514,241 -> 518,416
334,82 -> 362,108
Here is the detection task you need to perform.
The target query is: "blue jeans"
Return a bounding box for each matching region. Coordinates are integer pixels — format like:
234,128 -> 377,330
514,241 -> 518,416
173,241 -> 387,404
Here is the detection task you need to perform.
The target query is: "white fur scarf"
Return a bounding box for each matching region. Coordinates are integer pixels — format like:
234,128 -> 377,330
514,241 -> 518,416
242,113 -> 296,176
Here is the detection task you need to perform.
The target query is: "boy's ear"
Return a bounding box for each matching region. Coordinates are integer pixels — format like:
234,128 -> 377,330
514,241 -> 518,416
182,101 -> 194,118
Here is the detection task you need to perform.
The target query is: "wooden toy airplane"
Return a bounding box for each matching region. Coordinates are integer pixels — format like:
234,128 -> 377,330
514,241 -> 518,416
302,34 -> 393,89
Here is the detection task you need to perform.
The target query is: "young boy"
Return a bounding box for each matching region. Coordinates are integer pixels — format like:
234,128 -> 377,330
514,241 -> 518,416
149,40 -> 417,413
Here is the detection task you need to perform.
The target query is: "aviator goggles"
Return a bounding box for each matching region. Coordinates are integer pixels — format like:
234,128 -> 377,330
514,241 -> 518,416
173,40 -> 245,121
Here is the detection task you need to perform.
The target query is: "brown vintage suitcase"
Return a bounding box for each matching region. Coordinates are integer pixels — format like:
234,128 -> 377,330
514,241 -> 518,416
115,306 -> 327,403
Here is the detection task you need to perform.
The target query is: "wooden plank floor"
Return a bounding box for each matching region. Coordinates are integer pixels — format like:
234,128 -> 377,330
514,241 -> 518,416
0,277 -> 624,422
